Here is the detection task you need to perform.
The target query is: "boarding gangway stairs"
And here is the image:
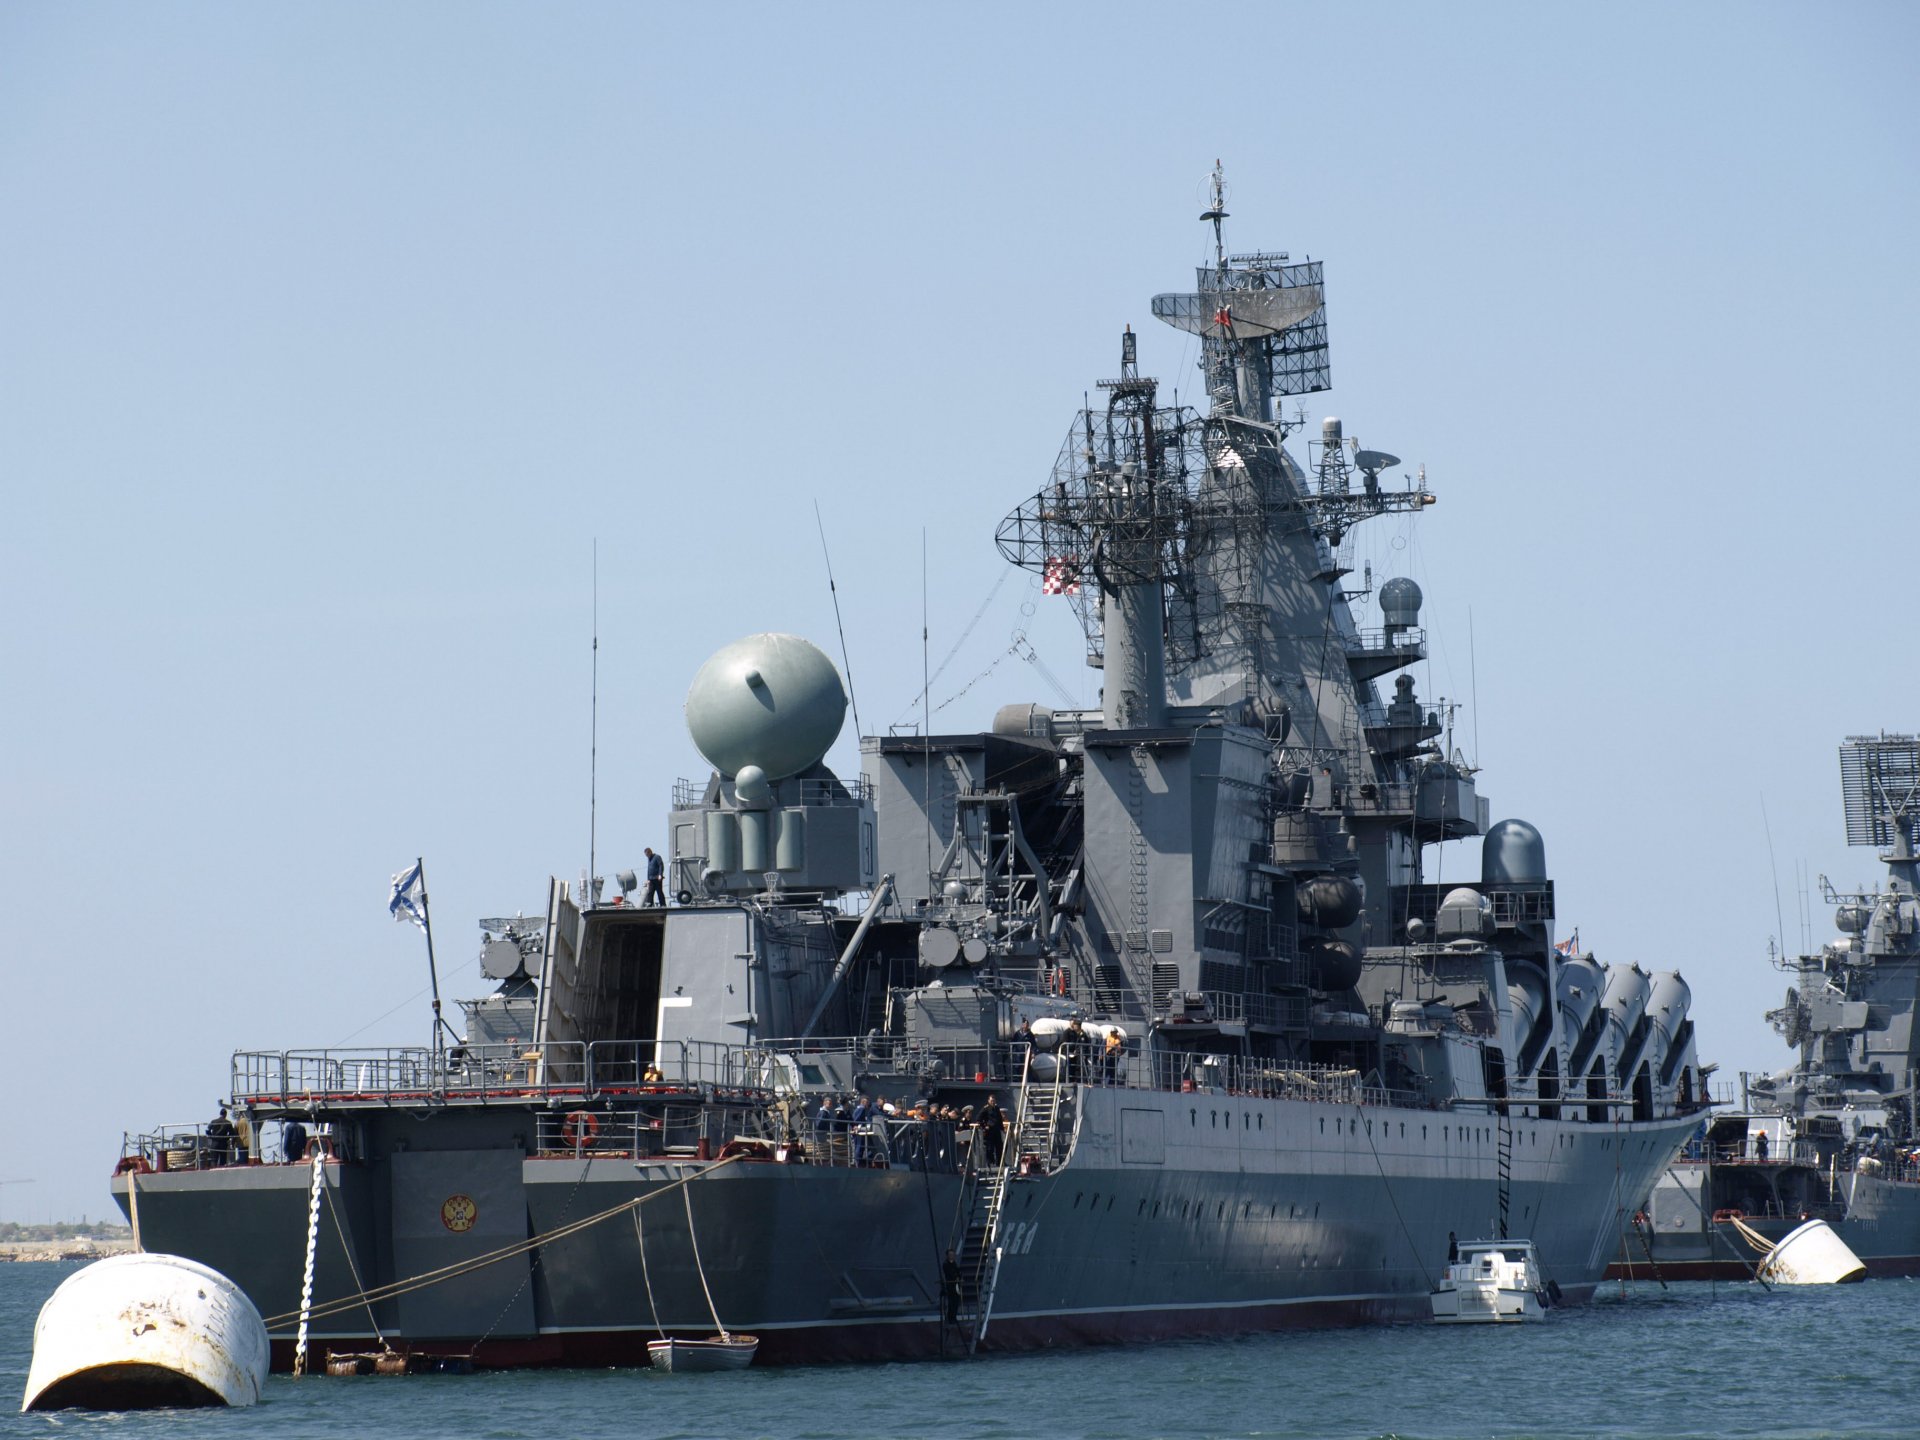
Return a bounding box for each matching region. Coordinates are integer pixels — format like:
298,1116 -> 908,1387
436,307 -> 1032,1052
964,1052 -> 1074,1352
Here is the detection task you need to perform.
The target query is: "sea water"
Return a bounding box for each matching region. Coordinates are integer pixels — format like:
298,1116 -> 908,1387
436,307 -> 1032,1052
3,1261 -> 1916,1440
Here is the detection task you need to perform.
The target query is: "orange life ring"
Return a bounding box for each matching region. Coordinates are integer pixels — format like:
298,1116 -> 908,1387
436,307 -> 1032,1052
114,1155 -> 153,1176
561,1111 -> 600,1148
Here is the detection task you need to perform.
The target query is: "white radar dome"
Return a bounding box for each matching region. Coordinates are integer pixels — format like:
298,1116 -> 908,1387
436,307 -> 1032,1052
685,633 -> 848,781
1379,576 -> 1423,629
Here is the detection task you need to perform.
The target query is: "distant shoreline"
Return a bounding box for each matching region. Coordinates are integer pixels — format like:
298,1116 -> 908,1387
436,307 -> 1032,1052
0,1237 -> 136,1264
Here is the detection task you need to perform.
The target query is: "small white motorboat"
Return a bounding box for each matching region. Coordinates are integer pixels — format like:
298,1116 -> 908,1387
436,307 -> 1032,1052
646,1334 -> 759,1372
22,1253 -> 270,1411
1430,1239 -> 1553,1324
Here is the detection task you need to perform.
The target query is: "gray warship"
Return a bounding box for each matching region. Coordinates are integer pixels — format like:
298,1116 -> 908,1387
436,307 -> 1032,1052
1625,734 -> 1920,1279
111,168 -> 1709,1366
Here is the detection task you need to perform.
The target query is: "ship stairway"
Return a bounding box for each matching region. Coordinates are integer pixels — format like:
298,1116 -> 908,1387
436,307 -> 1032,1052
951,1162 -> 1002,1353
1495,1107 -> 1513,1237
957,1053 -> 1074,1354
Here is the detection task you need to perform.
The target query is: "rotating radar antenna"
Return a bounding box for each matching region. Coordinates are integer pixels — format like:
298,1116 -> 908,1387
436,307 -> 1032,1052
1840,733 -> 1920,850
1149,160 -> 1330,421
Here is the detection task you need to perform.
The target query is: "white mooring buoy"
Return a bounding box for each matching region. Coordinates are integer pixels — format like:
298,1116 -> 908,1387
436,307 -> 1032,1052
1755,1218 -> 1869,1285
21,1253 -> 270,1412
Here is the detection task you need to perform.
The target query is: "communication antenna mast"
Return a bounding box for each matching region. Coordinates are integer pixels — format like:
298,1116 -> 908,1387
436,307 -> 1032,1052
1201,159 -> 1229,276
588,540 -> 599,893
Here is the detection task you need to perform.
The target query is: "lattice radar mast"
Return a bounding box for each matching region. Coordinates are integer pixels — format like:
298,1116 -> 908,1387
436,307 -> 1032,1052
998,163 -> 1438,735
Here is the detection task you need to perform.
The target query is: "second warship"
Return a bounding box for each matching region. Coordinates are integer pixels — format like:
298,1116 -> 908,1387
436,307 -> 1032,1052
1623,734 -> 1920,1279
110,168 -> 1709,1365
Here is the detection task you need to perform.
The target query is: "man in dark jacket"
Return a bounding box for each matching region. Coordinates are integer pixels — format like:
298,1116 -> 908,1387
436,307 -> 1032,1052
978,1094 -> 1006,1167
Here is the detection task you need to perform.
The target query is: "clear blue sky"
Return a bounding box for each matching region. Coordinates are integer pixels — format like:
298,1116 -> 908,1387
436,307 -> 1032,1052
3,4 -> 1914,1219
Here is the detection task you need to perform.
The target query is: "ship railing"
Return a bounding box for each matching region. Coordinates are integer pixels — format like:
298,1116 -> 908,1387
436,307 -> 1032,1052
532,1100 -> 713,1160
229,1038 -> 777,1108
118,1116 -> 347,1172
530,1100 -> 969,1174
581,1039 -> 777,1097
1345,626 -> 1426,657
754,1034 -> 1008,1087
671,775 -> 874,808
1098,1046 -> 1425,1108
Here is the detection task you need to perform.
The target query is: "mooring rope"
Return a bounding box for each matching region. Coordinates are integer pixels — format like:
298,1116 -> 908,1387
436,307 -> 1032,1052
292,1149 -> 326,1373
633,1207 -> 666,1340
1354,1103 -> 1433,1289
682,1181 -> 731,1341
321,1176 -> 387,1348
1729,1214 -> 1780,1257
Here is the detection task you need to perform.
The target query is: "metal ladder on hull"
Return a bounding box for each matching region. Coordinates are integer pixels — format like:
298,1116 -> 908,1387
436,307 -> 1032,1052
1495,1106 -> 1514,1237
958,1054 -> 1073,1354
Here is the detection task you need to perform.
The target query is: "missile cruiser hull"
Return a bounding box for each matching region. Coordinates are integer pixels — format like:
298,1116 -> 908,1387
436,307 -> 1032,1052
116,1084 -> 1692,1365
112,167 -> 1709,1366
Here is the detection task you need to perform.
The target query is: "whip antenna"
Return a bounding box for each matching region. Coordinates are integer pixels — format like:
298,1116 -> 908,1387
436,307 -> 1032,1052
922,528 -> 933,890
589,539 -> 599,891
1761,793 -> 1788,959
813,501 -> 863,742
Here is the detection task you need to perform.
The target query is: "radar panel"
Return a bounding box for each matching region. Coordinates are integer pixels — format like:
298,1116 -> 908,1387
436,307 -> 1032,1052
1840,733 -> 1920,847
1150,257 -> 1329,399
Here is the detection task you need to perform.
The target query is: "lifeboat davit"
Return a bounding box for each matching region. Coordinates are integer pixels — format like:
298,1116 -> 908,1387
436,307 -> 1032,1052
21,1253 -> 269,1411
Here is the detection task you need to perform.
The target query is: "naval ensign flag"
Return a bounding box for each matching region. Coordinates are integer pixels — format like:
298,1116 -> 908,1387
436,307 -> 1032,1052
389,860 -> 428,929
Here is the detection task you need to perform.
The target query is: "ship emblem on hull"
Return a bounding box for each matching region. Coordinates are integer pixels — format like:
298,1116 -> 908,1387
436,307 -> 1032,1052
441,1195 -> 478,1233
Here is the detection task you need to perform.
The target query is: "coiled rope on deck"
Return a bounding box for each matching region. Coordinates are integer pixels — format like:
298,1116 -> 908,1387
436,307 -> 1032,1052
262,1154 -> 742,1330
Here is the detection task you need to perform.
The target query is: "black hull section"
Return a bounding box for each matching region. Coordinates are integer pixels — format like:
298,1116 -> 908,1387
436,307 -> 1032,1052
115,1089 -> 1691,1369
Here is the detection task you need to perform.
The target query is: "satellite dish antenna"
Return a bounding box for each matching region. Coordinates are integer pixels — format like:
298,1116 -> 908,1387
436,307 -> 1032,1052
1353,448 -> 1399,496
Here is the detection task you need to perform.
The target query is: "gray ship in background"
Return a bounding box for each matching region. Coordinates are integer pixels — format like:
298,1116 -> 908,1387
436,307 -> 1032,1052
112,166 -> 1710,1366
1627,734 -> 1920,1279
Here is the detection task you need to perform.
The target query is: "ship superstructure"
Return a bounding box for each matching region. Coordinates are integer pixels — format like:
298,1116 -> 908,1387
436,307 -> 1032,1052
1628,734 -> 1920,1277
111,168 -> 1709,1366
